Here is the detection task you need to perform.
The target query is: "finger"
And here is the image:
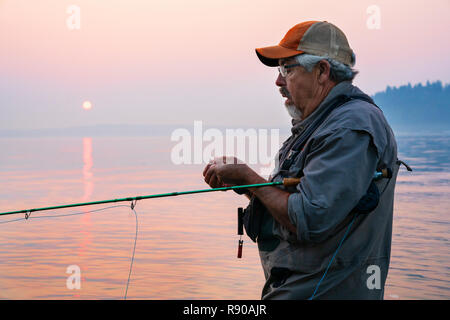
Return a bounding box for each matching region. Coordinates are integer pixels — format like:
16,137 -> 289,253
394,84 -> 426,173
203,162 -> 213,177
204,165 -> 216,184
209,174 -> 220,188
217,176 -> 225,188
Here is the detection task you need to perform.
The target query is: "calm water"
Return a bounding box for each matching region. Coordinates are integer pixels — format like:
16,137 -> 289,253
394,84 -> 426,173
0,134 -> 449,299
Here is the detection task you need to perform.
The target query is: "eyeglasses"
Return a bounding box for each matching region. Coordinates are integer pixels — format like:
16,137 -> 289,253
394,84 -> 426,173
278,63 -> 301,77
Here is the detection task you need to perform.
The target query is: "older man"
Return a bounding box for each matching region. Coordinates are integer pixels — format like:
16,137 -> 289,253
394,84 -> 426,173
203,21 -> 399,299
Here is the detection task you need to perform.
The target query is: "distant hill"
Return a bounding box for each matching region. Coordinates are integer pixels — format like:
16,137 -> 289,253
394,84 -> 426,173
372,81 -> 450,134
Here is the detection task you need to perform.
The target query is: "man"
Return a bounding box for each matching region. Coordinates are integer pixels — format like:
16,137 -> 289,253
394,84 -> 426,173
203,21 -> 399,299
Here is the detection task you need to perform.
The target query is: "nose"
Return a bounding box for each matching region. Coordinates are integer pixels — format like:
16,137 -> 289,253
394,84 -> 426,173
275,72 -> 286,87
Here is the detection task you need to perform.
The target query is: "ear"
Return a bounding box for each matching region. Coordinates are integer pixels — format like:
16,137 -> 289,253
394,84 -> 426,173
316,60 -> 331,84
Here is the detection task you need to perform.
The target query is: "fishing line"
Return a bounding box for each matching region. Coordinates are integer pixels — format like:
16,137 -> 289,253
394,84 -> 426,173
0,181 -> 305,300
0,171 -> 394,299
308,212 -> 358,300
125,203 -> 138,300
0,217 -> 24,225
0,204 -> 127,224
0,203 -> 139,300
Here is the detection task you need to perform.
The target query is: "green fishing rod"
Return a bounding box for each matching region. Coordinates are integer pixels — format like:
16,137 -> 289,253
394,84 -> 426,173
0,169 -> 391,217
0,169 -> 393,300
0,178 -> 302,217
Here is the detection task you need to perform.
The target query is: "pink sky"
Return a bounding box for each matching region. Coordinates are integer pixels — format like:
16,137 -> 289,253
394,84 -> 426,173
1,0 -> 449,129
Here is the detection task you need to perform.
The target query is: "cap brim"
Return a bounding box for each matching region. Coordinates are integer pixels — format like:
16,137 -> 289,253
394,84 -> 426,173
255,45 -> 304,67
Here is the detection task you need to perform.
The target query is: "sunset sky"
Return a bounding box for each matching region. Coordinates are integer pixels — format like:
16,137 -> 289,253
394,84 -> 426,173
1,0 -> 449,130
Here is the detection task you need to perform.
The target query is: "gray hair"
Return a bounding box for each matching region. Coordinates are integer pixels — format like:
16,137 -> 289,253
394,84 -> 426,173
294,53 -> 358,82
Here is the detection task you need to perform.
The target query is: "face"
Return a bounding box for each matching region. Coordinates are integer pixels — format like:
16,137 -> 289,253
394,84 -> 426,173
276,57 -> 318,118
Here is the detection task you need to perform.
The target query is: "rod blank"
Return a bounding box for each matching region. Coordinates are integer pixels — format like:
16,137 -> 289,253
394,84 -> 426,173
0,179 -> 299,217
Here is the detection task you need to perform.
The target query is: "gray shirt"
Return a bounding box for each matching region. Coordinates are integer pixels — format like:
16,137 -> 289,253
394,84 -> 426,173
257,81 -> 399,299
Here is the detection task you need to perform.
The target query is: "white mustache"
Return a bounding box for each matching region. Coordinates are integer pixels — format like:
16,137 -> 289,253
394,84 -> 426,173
280,87 -> 292,99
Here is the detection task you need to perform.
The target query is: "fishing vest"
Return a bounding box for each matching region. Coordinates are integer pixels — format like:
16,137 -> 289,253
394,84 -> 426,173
243,93 -> 382,252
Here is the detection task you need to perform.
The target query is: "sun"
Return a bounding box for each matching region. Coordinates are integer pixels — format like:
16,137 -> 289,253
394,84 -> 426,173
82,101 -> 92,110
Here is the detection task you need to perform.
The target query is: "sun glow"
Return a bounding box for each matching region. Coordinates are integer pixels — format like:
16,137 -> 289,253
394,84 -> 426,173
82,101 -> 92,110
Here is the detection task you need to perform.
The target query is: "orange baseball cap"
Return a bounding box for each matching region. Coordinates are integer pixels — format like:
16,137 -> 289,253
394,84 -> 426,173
255,21 -> 354,67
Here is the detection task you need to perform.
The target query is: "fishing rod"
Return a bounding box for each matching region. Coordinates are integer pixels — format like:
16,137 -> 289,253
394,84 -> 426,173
0,169 -> 392,217
0,169 -> 392,300
0,178 -> 301,217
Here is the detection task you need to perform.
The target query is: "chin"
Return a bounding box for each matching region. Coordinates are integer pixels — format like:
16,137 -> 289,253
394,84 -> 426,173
285,103 -> 303,120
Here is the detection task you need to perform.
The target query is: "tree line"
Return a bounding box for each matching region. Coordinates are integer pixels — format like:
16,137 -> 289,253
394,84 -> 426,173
372,81 -> 450,132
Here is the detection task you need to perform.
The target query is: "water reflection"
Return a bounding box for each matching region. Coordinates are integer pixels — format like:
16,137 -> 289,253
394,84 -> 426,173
77,137 -> 94,297
82,137 -> 93,201
0,135 -> 448,299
